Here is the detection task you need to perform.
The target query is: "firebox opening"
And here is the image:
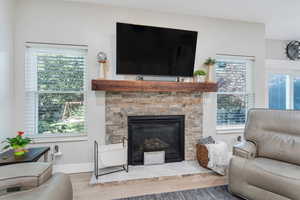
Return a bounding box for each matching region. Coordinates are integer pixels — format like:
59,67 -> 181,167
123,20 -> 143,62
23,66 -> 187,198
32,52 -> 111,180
128,115 -> 185,165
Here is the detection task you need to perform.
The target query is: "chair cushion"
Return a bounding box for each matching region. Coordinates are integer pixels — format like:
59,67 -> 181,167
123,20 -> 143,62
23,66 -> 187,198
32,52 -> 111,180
245,109 -> 300,166
246,158 -> 300,199
0,163 -> 52,192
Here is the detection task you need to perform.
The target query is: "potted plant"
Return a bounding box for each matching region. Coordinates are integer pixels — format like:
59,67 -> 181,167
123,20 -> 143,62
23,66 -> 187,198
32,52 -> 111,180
193,69 -> 207,83
203,57 -> 216,82
2,131 -> 32,156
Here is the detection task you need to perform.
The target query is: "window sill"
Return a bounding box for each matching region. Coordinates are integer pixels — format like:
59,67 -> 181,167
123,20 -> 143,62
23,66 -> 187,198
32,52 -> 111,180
30,135 -> 88,144
216,126 -> 244,135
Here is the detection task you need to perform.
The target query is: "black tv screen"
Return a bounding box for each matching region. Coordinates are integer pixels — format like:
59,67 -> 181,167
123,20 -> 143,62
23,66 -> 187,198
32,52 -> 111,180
116,23 -> 198,77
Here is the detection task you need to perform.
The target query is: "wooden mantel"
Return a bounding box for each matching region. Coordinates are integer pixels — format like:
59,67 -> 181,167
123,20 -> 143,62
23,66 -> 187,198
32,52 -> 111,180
91,79 -> 218,92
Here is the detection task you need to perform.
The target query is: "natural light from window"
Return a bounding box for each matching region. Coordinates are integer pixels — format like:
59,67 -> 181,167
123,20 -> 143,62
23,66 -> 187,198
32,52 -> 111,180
268,73 -> 300,110
25,44 -> 87,136
216,56 -> 254,129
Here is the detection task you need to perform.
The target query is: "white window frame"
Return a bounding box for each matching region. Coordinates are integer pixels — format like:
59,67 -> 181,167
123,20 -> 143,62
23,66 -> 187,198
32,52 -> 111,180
216,55 -> 255,133
266,59 -> 300,110
25,43 -> 88,139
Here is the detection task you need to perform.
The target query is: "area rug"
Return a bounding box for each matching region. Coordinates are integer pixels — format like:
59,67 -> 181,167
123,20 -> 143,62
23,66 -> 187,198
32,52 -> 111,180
116,185 -> 242,200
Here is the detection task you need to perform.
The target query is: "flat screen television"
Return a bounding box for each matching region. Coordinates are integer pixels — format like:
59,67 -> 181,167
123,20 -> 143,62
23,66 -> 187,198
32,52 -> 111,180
116,23 -> 198,77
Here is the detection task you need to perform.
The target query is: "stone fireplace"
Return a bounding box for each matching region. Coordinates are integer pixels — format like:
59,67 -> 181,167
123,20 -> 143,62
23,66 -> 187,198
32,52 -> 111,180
105,91 -> 203,161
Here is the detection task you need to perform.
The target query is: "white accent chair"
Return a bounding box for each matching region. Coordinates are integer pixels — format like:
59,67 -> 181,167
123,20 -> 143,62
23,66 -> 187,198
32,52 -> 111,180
94,137 -> 128,179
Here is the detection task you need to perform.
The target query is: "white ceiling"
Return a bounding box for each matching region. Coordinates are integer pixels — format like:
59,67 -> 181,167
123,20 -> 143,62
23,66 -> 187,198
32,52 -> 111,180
66,0 -> 300,40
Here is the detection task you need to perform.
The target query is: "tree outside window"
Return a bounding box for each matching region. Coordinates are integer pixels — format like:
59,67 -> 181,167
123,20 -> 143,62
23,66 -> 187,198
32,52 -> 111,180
216,57 -> 254,127
25,45 -> 87,136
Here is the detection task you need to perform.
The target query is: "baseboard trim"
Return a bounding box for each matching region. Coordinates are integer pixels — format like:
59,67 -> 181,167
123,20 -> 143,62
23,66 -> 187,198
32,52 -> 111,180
53,162 -> 93,174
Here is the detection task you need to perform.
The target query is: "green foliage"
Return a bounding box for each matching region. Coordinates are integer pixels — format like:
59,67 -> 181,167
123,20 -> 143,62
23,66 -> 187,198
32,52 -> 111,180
37,55 -> 84,91
36,53 -> 85,135
204,57 -> 216,66
193,69 -> 207,76
2,134 -> 32,150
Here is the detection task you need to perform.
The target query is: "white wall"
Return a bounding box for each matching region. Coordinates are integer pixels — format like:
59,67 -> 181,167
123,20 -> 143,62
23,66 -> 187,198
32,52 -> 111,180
0,0 -> 15,149
266,39 -> 289,60
14,0 -> 266,170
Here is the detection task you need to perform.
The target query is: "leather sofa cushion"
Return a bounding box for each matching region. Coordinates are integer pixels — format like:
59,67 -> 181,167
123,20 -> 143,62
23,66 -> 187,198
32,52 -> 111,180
245,109 -> 300,166
0,163 -> 52,192
246,158 -> 300,200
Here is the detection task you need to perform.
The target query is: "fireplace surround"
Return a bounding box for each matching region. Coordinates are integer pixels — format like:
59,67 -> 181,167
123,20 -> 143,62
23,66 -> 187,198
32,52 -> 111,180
128,115 -> 185,165
105,91 -> 203,161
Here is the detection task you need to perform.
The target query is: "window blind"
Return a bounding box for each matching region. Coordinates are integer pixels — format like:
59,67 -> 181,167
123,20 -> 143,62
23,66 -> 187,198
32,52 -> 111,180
216,57 -> 254,127
25,45 -> 87,136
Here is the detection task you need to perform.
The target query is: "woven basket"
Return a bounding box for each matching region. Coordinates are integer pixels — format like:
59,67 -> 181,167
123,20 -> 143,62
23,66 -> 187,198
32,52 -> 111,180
196,144 -> 209,168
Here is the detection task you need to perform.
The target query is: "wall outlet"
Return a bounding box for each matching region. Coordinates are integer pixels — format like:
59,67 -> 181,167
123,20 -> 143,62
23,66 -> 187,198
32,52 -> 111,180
51,144 -> 62,159
54,145 -> 59,153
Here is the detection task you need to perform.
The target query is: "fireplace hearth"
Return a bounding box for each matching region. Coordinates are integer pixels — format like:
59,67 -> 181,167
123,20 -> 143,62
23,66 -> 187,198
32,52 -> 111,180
128,115 -> 185,165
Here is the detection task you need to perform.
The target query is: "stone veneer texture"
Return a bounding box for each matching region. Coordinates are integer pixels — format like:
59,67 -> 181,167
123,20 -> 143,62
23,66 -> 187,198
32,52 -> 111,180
105,92 -> 203,161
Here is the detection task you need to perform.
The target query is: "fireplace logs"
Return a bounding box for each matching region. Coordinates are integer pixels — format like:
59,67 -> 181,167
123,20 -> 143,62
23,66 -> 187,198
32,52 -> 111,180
144,138 -> 169,152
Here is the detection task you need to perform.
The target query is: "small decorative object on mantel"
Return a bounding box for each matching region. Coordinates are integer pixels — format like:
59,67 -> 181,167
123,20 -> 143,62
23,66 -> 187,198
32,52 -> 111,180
286,40 -> 300,60
203,57 -> 216,82
136,75 -> 144,81
193,69 -> 207,83
2,131 -> 32,156
97,51 -> 108,79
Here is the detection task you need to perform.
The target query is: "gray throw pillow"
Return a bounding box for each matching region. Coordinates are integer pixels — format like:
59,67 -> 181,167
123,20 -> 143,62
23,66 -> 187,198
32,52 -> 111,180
198,136 -> 215,144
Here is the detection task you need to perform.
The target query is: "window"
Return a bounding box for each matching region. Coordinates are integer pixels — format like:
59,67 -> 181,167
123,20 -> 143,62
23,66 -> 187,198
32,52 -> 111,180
268,73 -> 300,110
216,56 -> 254,128
268,74 -> 289,109
25,44 -> 87,136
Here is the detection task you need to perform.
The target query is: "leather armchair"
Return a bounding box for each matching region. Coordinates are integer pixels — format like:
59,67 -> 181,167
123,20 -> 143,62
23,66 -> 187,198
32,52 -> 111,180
229,109 -> 300,200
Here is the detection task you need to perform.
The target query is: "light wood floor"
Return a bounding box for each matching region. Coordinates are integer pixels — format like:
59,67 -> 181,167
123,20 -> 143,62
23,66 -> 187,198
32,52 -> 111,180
71,172 -> 228,200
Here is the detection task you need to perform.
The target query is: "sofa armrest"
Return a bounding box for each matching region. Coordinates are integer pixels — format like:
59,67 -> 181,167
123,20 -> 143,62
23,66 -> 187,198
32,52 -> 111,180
233,141 -> 257,159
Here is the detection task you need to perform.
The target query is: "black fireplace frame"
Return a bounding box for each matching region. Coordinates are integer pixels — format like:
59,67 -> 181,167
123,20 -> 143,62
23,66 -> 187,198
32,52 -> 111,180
128,115 -> 185,165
